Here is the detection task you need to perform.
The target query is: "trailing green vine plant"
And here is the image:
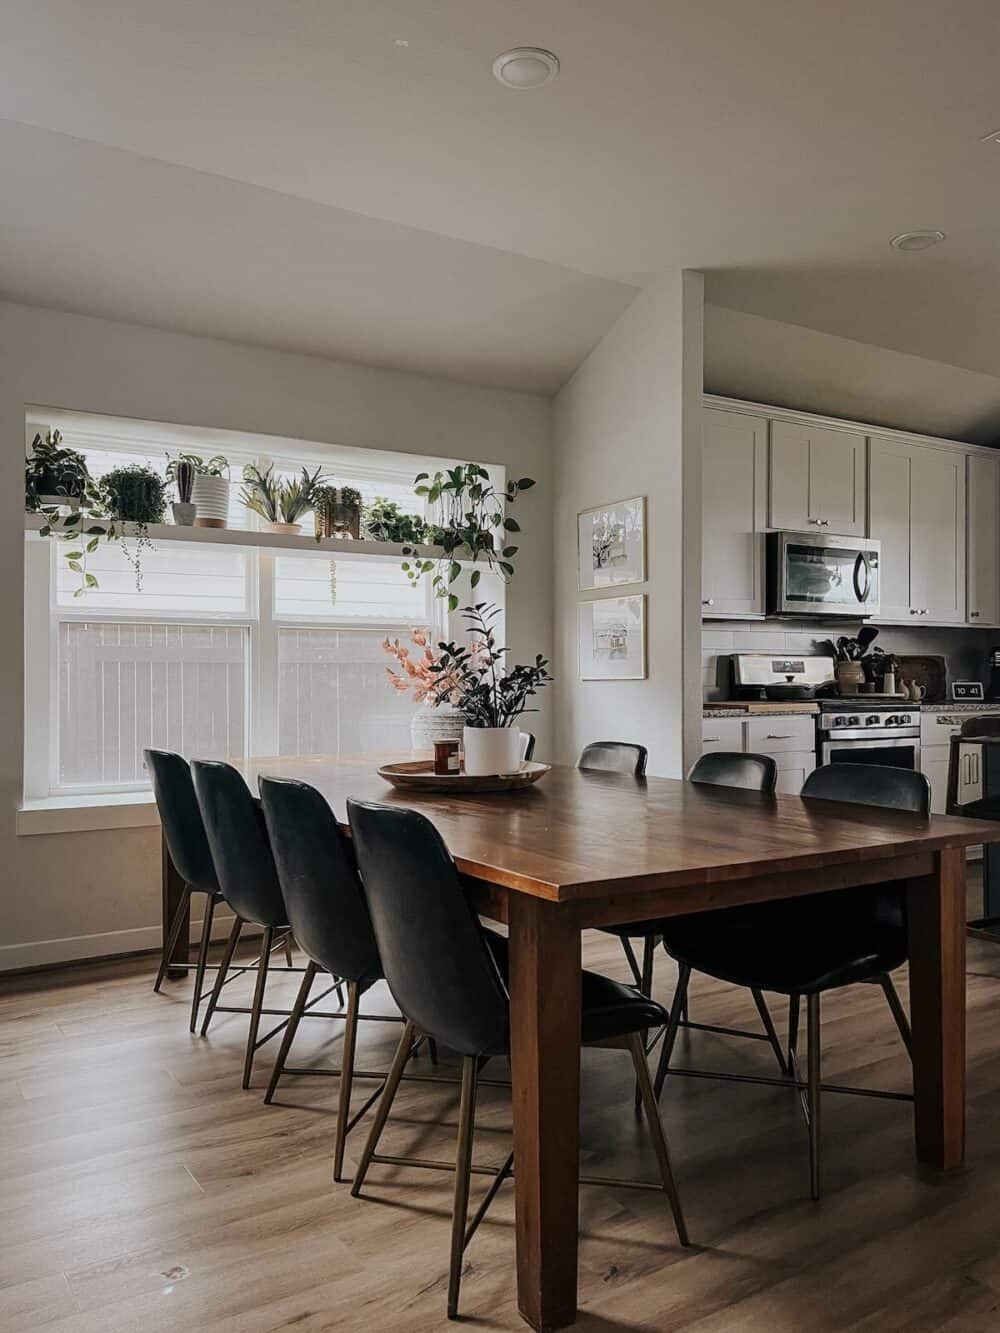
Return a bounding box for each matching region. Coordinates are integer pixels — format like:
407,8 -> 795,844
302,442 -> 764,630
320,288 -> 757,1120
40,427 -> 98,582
399,464 -> 534,612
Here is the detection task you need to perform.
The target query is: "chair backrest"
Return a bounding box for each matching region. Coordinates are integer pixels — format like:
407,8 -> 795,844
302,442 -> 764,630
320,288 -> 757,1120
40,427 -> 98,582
259,777 -> 381,985
191,761 -> 287,928
578,741 -> 648,777
689,751 -> 777,794
961,716 -> 1000,738
144,749 -> 218,892
347,799 -> 510,1058
519,730 -> 536,762
802,762 -> 930,815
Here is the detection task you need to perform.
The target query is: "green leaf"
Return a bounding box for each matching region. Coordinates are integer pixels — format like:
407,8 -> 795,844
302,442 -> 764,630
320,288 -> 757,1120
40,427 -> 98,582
73,586 -> 85,598
499,561 -> 514,577
470,569 -> 481,588
422,560 -> 433,572
86,538 -> 100,553
65,550 -> 83,561
67,560 -> 82,572
516,477 -> 535,489
414,472 -> 429,482
503,517 -> 520,532
449,561 -> 461,583
502,545 -> 518,558
447,594 -> 459,613
39,525 -> 51,537
401,561 -> 410,571
85,573 -> 99,587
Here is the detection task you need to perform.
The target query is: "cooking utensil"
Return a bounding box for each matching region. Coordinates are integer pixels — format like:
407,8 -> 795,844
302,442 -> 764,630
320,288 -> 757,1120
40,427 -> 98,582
857,625 -> 879,654
763,684 -> 817,701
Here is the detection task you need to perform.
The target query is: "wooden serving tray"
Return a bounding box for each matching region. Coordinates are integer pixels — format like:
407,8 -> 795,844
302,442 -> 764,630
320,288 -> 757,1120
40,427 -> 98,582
377,759 -> 550,794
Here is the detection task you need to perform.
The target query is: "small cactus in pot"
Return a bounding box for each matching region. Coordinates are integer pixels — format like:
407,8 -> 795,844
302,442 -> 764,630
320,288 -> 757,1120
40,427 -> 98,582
165,454 -> 197,525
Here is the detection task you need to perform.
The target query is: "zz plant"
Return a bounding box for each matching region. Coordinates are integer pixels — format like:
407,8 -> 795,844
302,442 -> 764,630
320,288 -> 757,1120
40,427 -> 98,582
401,464 -> 534,612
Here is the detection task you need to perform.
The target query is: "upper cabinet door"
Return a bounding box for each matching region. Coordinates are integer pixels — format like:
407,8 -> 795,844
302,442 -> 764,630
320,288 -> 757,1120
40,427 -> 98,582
910,445 -> 966,624
967,453 -> 1000,627
768,421 -> 867,536
868,436 -> 913,620
702,408 -> 767,617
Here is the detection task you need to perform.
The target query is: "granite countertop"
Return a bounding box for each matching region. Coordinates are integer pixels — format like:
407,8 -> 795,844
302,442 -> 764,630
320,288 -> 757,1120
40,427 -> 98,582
705,700 -> 1000,716
702,704 -> 817,717
921,701 -> 1000,713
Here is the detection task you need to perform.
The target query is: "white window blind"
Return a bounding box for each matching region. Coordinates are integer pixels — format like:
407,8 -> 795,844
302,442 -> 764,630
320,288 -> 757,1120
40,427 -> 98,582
57,622 -> 248,791
277,627 -> 418,757
56,540 -> 249,615
273,553 -> 428,622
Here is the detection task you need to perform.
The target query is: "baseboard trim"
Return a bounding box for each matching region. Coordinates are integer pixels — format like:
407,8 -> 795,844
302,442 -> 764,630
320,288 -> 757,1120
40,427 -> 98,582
0,913 -> 247,974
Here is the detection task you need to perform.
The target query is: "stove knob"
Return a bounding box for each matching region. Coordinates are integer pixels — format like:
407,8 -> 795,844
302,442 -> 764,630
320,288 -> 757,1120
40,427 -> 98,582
865,714 -> 880,726
884,715 -> 899,727
833,715 -> 846,726
899,713 -> 911,725
850,716 -> 861,727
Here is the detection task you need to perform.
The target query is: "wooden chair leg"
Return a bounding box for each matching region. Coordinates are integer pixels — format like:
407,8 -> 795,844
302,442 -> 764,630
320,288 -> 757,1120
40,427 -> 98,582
154,886 -> 191,993
199,915 -> 243,1037
879,973 -> 913,1057
242,927 -> 274,1090
654,962 -> 691,1101
447,1056 -> 479,1320
333,981 -> 361,1182
628,1032 -> 689,1246
189,893 -> 217,1033
264,960 -> 318,1104
351,1021 -> 417,1197
807,992 -> 822,1200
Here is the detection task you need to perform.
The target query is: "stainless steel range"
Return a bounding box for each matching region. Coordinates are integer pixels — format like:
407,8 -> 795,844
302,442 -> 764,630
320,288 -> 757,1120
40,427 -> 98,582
818,700 -> 921,771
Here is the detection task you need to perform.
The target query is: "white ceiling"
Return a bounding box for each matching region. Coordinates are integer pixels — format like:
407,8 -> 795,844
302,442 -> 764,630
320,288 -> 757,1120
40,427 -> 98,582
3,0 -> 1000,390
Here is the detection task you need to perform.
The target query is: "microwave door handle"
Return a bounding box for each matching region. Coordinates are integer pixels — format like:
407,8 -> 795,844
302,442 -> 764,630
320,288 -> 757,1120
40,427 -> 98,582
853,551 -> 871,603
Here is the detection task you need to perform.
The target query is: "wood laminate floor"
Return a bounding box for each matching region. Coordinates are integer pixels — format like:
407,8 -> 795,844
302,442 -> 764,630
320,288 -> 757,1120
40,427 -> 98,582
4,902 -> 1000,1332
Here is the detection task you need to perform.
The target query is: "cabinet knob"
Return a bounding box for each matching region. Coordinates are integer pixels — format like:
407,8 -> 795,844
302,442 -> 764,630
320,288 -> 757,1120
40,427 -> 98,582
702,598 -> 714,607
971,610 -> 981,618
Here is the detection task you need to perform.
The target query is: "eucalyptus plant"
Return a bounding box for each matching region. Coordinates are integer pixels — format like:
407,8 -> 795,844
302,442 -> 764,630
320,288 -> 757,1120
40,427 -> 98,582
400,464 -> 534,612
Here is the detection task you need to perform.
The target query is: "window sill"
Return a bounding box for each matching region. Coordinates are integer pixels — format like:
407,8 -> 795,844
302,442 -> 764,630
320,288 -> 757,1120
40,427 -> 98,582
17,792 -> 160,836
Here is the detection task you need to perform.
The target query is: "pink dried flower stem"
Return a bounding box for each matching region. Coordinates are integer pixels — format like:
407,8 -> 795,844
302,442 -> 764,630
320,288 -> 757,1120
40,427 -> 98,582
382,630 -> 462,707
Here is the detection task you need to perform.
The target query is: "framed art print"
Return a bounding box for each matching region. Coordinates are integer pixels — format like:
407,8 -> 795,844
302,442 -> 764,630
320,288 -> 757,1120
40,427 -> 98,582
577,496 -> 646,591
578,595 -> 647,680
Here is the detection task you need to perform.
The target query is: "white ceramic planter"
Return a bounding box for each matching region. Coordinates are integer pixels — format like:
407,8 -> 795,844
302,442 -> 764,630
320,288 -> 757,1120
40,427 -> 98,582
462,726 -> 521,776
411,704 -> 465,751
192,474 -> 230,528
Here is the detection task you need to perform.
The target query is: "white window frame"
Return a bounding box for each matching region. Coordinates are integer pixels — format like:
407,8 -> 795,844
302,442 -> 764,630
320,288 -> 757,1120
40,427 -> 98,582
23,420 -> 500,815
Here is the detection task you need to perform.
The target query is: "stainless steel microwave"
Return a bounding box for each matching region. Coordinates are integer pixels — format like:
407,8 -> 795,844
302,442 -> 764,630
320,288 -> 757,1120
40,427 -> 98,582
765,531 -> 880,618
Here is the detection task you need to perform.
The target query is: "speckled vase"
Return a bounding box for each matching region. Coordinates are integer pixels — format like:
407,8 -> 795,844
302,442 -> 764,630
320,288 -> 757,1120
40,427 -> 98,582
410,704 -> 466,752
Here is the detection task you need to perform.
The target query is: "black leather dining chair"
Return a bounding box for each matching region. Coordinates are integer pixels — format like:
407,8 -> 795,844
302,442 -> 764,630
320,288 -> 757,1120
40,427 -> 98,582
259,776 -> 386,1180
578,740 -> 648,777
146,748 -> 224,1033
346,799 -> 688,1321
191,760 -> 293,1089
655,762 -> 928,1199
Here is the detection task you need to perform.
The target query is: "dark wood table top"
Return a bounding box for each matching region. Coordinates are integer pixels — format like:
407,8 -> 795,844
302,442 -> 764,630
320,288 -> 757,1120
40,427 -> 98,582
237,753 -> 1000,903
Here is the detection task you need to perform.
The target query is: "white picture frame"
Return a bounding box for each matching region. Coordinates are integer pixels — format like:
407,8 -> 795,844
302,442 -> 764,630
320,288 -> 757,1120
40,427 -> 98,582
578,595 -> 647,681
577,496 -> 646,591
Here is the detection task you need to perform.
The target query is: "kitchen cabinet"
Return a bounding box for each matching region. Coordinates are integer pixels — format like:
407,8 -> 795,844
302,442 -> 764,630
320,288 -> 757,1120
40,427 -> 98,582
701,714 -> 816,794
768,420 -> 866,536
967,452 -> 1000,626
701,408 -> 767,617
869,437 -> 966,625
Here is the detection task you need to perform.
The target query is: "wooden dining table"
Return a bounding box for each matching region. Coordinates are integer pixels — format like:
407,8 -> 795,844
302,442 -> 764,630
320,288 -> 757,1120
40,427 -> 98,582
161,753 -> 1000,1332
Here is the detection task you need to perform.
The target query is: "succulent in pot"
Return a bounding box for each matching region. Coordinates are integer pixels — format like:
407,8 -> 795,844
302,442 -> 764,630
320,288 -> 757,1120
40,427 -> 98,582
314,485 -> 363,540
241,463 -> 324,534
25,429 -> 90,511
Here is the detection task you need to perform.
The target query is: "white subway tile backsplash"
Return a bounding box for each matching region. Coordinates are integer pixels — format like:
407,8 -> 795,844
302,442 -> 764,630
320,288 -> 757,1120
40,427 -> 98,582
701,630 -> 734,652
736,631 -> 788,651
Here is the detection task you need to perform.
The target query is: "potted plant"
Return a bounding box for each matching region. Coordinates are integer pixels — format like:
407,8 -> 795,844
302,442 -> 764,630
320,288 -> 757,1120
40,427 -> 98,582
165,454 -> 197,525
183,454 -> 230,528
241,463 -> 324,534
382,628 -> 467,749
100,465 -> 167,591
25,429 -> 90,511
423,603 -> 551,775
363,496 -> 428,545
314,485 -> 363,539
401,465 -> 534,612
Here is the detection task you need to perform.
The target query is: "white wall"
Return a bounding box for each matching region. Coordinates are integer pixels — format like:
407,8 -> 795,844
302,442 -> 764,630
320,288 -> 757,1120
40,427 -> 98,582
705,304 -> 1000,446
552,273 -> 704,776
0,301 -> 551,970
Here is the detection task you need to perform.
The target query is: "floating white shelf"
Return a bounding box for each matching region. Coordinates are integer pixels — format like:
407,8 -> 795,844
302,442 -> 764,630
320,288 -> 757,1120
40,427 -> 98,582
24,512 -> 448,563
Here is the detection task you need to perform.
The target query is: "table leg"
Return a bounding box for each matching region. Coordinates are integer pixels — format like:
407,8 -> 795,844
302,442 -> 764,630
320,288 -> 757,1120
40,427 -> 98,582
161,831 -> 190,979
508,895 -> 582,1332
906,847 -> 966,1169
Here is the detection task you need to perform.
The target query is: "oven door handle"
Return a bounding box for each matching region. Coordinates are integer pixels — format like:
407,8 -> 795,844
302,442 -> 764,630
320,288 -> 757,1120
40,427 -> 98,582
853,551 -> 871,604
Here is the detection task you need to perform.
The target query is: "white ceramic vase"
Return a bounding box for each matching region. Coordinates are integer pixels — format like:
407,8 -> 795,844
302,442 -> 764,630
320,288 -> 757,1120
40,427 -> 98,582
192,474 -> 230,528
410,704 -> 465,752
462,726 -> 521,776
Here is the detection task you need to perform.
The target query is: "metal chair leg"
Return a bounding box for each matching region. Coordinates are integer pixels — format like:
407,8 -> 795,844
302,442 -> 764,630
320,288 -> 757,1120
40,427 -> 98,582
333,981 -> 361,1183
620,936 -> 643,988
242,926 -> 274,1090
154,886 -> 191,993
628,1033 -> 689,1246
751,988 -> 787,1075
807,992 -> 821,1201
447,1056 -> 479,1320
787,993 -> 800,1070
879,974 -> 913,1058
654,962 -> 691,1101
264,960 -> 318,1104
351,1020 -> 417,1197
199,915 -> 243,1036
189,893 -> 216,1033
283,932 -> 294,968
634,934 -> 659,1111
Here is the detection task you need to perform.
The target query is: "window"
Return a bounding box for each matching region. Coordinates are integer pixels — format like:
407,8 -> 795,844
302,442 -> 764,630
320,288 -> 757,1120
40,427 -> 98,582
23,414 -> 482,803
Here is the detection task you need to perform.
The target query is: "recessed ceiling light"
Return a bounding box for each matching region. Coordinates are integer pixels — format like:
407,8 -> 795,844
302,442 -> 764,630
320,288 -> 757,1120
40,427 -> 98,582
492,47 -> 560,90
889,229 -> 946,252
